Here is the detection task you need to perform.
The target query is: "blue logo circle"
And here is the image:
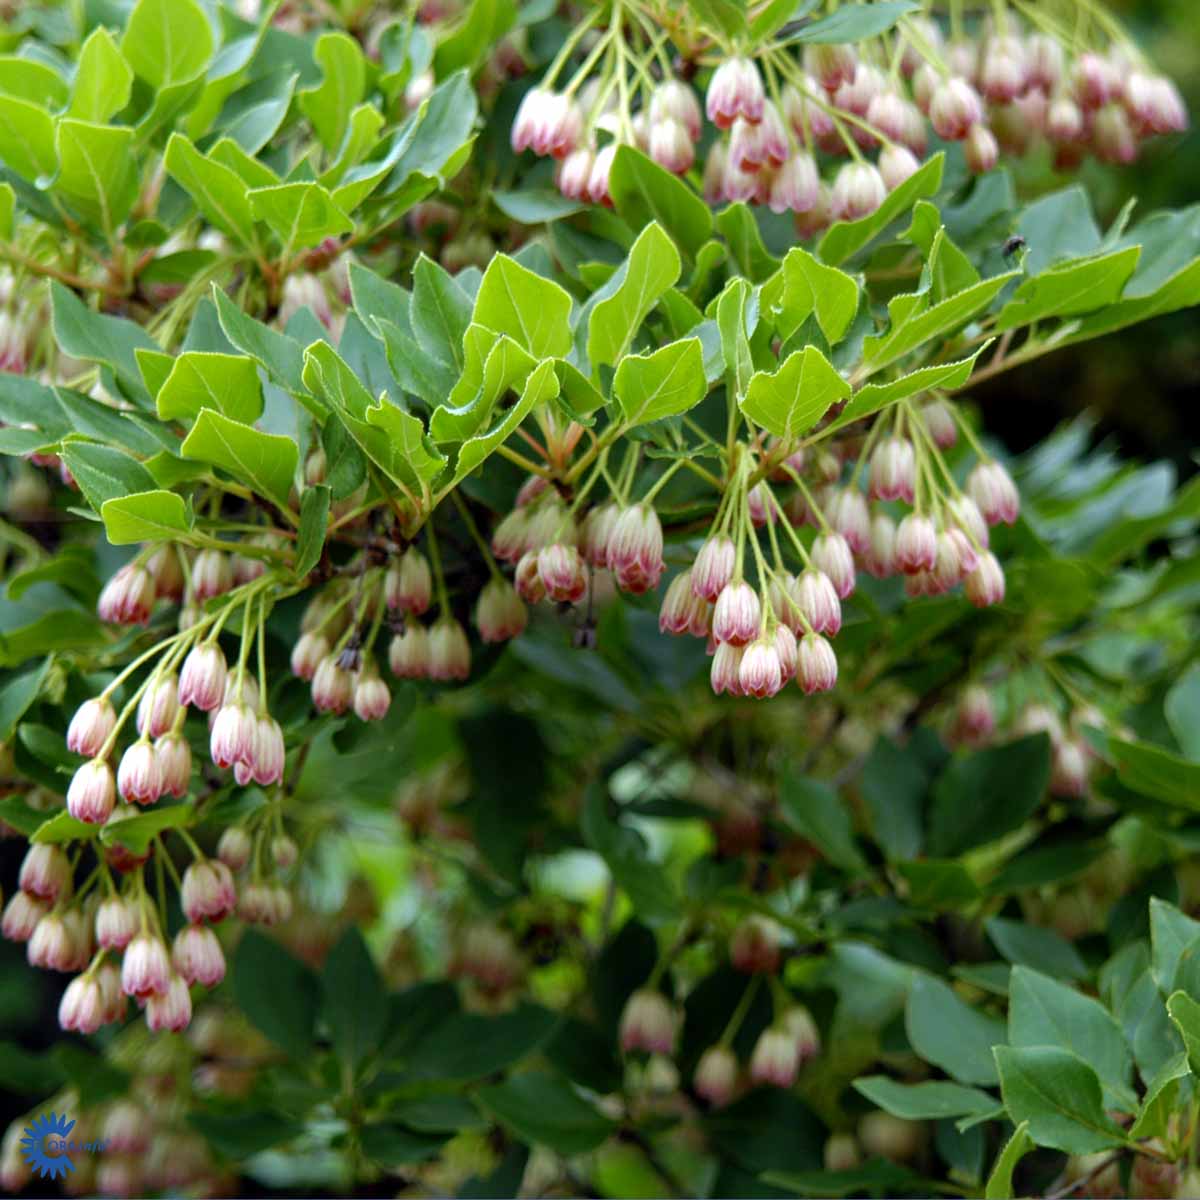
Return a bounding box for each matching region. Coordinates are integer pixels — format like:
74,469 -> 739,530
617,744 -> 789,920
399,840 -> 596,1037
20,1112 -> 77,1180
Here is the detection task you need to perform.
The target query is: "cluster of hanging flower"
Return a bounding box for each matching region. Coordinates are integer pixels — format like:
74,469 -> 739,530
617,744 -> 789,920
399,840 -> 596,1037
511,11 -> 1187,227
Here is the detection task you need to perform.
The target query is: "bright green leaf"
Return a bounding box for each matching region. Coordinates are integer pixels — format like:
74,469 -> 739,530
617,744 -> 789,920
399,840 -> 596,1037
121,0 -> 214,88
180,408 -> 298,507
473,254 -> 572,358
69,28 -> 133,123
157,352 -> 264,425
741,345 -> 850,438
298,32 -> 366,152
100,490 -> 192,544
609,145 -> 713,259
612,338 -> 705,428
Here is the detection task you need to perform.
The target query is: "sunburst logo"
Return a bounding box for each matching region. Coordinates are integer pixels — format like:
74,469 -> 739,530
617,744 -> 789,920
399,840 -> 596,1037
20,1111 -> 77,1181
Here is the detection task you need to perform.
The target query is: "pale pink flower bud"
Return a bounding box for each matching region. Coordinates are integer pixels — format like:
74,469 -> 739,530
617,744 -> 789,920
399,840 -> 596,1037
28,913 -> 75,970
69,756 -> 117,822
475,577 -> 527,643
1072,52 -> 1118,110
913,63 -> 940,114
750,1026 -> 800,1088
793,569 -> 842,636
794,182 -> 833,239
651,79 -> 702,141
694,1045 -> 739,1107
389,547 -> 432,615
774,622 -> 798,681
538,542 -> 587,603
98,563 -> 156,625
1046,96 -> 1085,143
922,400 -> 958,449
804,44 -> 857,93
1015,702 -> 1063,745
930,529 -> 966,593
748,482 -> 779,528
452,924 -> 524,993
962,122 -> 999,173
1125,73 -> 1188,135
965,551 -> 1005,607
784,1004 -> 822,1062
59,973 -> 107,1034
101,1102 -> 149,1155
1093,104 -> 1137,164
19,843 -> 72,902
739,635 -> 783,699
272,835 -> 299,870
866,91 -> 910,142
930,77 -> 984,139
179,643 -> 228,712
768,152 -> 820,215
730,100 -> 788,171
827,488 -> 870,552
711,641 -> 745,696
660,571 -> 699,636
863,512 -> 897,578
580,503 -> 619,569
692,535 -> 737,602
511,87 -> 548,153
831,162 -> 886,221
556,146 -> 594,200
947,527 -> 979,577
967,461 -> 1019,525
353,672 -> 391,722
389,624 -> 431,679
122,932 -> 171,998
96,895 -> 138,950
209,701 -> 257,769
946,38 -> 979,81
707,56 -> 765,128
731,915 -> 781,973
980,36 -> 1028,102
609,504 -> 665,594
429,618 -> 471,681
181,859 -> 237,924
512,88 -> 582,158
312,655 -> 353,713
619,988 -> 677,1055
291,631 -> 329,680
212,835 -> 249,882
67,696 -> 116,757
950,683 -> 996,746
1027,34 -> 1065,93
895,514 -> 937,574
1050,737 -> 1090,797
868,437 -> 915,504
2,890 -> 48,941
702,141 -> 728,204
155,731 -> 192,798
491,507 -> 532,562
713,581 -> 761,646
191,549 -> 233,602
650,117 -> 695,174
797,633 -> 838,695
586,144 -> 617,206
812,532 -> 856,598
879,144 -> 921,190
146,972 -> 192,1032
136,674 -> 180,739
173,925 -> 226,987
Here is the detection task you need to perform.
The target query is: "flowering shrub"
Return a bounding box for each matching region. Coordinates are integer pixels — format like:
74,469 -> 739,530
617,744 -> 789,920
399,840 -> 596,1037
0,0 -> 1197,1195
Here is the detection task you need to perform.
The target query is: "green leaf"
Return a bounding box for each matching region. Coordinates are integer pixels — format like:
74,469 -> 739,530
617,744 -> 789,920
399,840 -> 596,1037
298,32 -> 366,152
1130,1052 -> 1190,1139
358,1124 -> 447,1165
985,918 -> 1088,981
59,442 -> 157,511
405,1004 -> 560,1080
100,490 -> 192,544
993,1046 -> 1128,1154
376,318 -> 457,408
232,931 -> 319,1059
783,0 -> 920,42
190,1111 -> 304,1159
818,154 -> 943,267
212,286 -> 307,397
50,281 -> 159,406
0,57 -> 69,109
1008,966 -> 1135,1112
609,145 -> 713,259
0,182 -> 12,240
716,202 -> 779,282
0,661 -> 50,745
905,202 -> 979,299
906,974 -> 1005,1086
164,134 -> 258,249
861,736 -> 928,861
611,338 -> 705,428
1150,900 -> 1200,994
98,804 -> 193,854
1015,185 -> 1101,275
927,735 -> 1052,858
864,272 -> 1017,370
31,812 -> 99,844
157,351 -> 263,424
492,188 -> 583,223
322,927 -> 387,1071
741,345 -> 850,438
180,408 -> 298,507
435,0 -> 518,75
685,0 -> 747,41
898,859 -> 981,908
410,253 -> 472,372
1109,735 -> 1200,810
996,246 -> 1141,330
430,327 -> 534,443
0,794 -> 48,838
716,278 -> 754,398
775,247 -> 859,343
70,28 -> 133,123
984,1121 -> 1032,1200
121,0 -> 213,87
780,772 -> 867,872
248,182 -> 354,254
452,358 -> 559,486
0,95 -> 57,182
588,222 -> 682,367
853,1076 -> 998,1121
477,1072 -> 617,1155
1166,664 -> 1200,761
472,254 -> 572,358
294,484 -> 329,577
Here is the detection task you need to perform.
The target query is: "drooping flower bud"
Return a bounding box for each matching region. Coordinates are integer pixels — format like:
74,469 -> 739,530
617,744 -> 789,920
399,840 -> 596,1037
949,683 -> 996,746
68,757 -> 117,822
491,506 -> 532,563
173,924 -> 226,988
713,581 -> 762,647
709,642 -> 744,697
67,696 -> 116,758
59,973 -> 107,1034
651,79 -> 703,140
511,88 -> 582,158
831,162 -> 886,221
1072,52 -> 1119,110
2,891 -> 48,942
122,932 -> 172,998
895,514 -> 937,574
538,542 -> 587,603
964,123 -> 1000,173
768,152 -> 820,215
692,535 -> 737,603
922,401 -> 958,450
862,511 -> 897,578
1125,73 -> 1188,135
209,701 -> 257,770
137,674 -> 180,739
660,571 -> 700,636
825,1133 -> 862,1172
353,671 -> 391,722
739,636 -> 784,699
95,895 -> 139,950
291,631 -> 330,681
609,504 -> 665,594
586,143 -> 617,206
179,642 -> 228,712
797,633 -> 838,695
730,101 -> 788,171
965,551 -> 1006,607
429,618 -> 471,681
826,487 -> 871,552
811,532 -> 857,598
749,1026 -> 800,1088
878,144 -> 921,191
706,56 -> 766,129
784,1004 -> 822,1062
156,731 -> 192,798
774,623 -> 798,681
1026,34 -> 1065,92
1093,104 -> 1137,164
312,655 -> 354,713
730,915 -> 781,973
649,117 -> 695,174
804,43 -> 858,92
694,1045 -> 739,1107
793,569 -> 842,636
146,972 -> 192,1032
930,77 -> 984,139
475,577 -> 527,643
98,564 -> 156,625
389,625 -> 431,679
191,549 -> 233,602
619,989 -> 677,1056
19,843 -> 72,901
556,145 -> 595,201
389,547 -> 433,615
